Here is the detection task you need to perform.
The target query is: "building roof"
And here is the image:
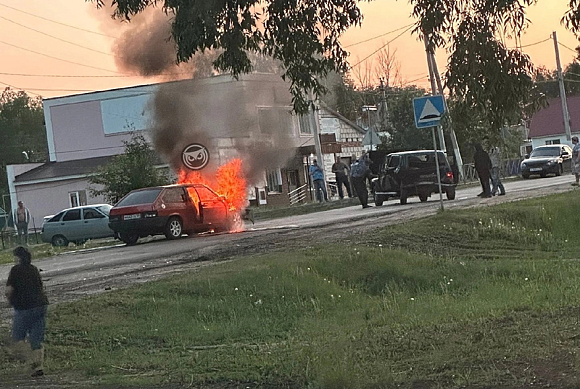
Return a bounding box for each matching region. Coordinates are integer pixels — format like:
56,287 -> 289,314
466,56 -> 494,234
529,95 -> 580,138
14,155 -> 115,183
319,102 -> 366,135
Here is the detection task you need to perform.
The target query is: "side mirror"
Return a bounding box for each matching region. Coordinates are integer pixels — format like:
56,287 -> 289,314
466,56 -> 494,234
524,154 -> 530,159
562,151 -> 569,156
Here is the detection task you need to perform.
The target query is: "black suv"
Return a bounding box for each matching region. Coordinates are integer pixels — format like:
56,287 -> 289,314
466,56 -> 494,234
372,150 -> 456,205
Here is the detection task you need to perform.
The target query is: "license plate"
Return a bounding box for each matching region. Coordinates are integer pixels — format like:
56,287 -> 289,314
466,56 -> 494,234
123,214 -> 141,220
529,168 -> 543,172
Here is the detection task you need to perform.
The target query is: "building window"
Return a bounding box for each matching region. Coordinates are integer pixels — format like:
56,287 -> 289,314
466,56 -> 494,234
298,114 -> 313,135
258,107 -> 294,136
546,139 -> 561,145
69,190 -> 87,208
266,169 -> 282,193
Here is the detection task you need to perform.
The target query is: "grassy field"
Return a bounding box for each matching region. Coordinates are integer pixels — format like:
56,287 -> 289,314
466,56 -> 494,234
3,192 -> 580,387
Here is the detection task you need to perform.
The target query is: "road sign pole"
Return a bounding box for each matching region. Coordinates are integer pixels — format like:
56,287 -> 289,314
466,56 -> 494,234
432,125 -> 444,211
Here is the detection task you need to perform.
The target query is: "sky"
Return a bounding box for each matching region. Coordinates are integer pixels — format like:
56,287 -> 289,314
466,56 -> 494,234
0,0 -> 578,99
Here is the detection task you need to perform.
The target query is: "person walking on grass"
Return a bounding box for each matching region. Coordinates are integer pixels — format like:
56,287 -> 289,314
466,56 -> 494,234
309,159 -> 328,203
5,246 -> 48,377
572,136 -> 580,186
474,143 -> 492,198
489,146 -> 506,196
332,156 -> 352,199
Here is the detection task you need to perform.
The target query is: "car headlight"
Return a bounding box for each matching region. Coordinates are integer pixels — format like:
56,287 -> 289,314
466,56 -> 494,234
521,162 -> 527,168
547,160 -> 557,165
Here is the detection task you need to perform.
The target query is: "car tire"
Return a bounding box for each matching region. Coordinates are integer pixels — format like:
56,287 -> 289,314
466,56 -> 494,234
120,233 -> 139,245
418,192 -> 428,202
51,235 -> 69,247
399,186 -> 408,205
165,216 -> 183,240
522,173 -> 530,179
540,172 -> 547,178
374,193 -> 386,206
556,164 -> 563,176
446,187 -> 456,200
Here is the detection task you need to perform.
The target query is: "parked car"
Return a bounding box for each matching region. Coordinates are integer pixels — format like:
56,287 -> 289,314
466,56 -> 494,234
520,144 -> 572,179
41,204 -> 114,247
108,184 -> 232,245
372,150 -> 456,205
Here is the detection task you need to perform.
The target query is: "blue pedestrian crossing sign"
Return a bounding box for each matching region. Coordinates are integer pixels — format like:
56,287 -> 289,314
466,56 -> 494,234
413,95 -> 446,129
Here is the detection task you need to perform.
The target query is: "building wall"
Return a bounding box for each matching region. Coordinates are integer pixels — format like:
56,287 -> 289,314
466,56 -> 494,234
13,177 -> 107,230
531,133 -> 579,149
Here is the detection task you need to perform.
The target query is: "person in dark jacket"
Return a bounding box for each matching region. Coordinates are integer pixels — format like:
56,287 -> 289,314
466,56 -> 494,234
5,246 -> 48,377
474,143 -> 492,198
350,153 -> 375,208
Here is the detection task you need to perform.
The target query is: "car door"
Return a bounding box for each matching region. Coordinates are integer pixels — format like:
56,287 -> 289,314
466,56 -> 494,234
161,187 -> 198,231
60,209 -> 83,241
193,185 -> 227,227
82,208 -> 110,239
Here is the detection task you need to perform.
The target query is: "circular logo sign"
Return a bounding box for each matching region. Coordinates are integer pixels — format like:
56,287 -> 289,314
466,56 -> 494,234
182,143 -> 210,170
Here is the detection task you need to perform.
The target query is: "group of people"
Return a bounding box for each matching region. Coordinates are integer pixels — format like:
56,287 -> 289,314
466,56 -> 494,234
309,153 -> 374,209
473,143 -> 506,198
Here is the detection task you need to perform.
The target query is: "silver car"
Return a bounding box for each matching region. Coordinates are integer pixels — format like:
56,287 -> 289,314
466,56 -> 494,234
41,204 -> 114,247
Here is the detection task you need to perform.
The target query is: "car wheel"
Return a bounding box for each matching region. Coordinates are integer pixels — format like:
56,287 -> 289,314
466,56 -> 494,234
374,193 -> 386,206
446,187 -> 456,200
399,186 -> 408,205
120,233 -> 139,245
165,216 -> 183,240
556,164 -> 563,176
51,235 -> 69,247
418,192 -> 428,202
522,173 -> 530,179
540,172 -> 547,178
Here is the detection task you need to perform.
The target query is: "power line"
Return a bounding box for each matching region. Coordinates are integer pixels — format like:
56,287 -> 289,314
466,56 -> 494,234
559,41 -> 578,55
344,23 -> 415,48
0,16 -> 113,56
0,79 -> 93,94
349,25 -> 414,69
0,80 -> 41,96
0,40 -> 121,74
0,1 -> 118,39
517,37 -> 552,49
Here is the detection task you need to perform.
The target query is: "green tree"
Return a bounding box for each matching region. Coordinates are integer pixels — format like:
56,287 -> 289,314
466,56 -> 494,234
89,134 -> 171,204
0,88 -> 47,196
95,0 -> 365,113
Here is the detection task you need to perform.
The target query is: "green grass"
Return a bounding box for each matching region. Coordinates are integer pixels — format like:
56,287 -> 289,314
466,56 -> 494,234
3,191 -> 580,387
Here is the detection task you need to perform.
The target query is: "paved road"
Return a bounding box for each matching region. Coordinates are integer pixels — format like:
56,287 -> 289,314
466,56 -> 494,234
0,174 -> 575,282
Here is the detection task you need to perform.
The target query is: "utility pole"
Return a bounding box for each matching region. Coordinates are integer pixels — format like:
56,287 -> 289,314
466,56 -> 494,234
424,38 -> 447,153
553,31 -> 572,141
428,51 -> 464,181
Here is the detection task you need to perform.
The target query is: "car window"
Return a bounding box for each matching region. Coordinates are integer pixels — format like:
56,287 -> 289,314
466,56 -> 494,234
530,147 -> 559,157
47,211 -> 65,223
83,208 -> 105,219
162,188 -> 186,204
95,205 -> 112,215
62,209 -> 81,221
117,188 -> 162,207
387,155 -> 400,168
195,186 -> 219,201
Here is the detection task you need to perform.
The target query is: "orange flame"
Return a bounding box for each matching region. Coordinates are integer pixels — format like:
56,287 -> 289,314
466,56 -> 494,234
178,158 -> 247,231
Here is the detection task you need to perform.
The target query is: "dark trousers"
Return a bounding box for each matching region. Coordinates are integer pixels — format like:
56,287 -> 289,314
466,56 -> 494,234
478,172 -> 491,195
352,177 -> 368,207
335,174 -> 352,198
16,221 -> 28,244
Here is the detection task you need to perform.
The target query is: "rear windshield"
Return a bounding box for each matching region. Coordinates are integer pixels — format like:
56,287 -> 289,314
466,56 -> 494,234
116,189 -> 162,207
406,153 -> 447,168
530,147 -> 560,157
95,205 -> 112,215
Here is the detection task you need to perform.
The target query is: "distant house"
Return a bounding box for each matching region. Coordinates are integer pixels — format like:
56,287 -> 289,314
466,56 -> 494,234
7,74 -> 366,225
528,95 -> 580,150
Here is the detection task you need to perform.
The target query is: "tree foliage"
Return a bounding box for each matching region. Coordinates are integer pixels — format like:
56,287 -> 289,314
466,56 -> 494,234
89,134 -> 171,204
95,0 -> 366,113
0,88 -> 47,195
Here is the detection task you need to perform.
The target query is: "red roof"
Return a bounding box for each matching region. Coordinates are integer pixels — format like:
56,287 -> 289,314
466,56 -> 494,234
529,95 -> 580,138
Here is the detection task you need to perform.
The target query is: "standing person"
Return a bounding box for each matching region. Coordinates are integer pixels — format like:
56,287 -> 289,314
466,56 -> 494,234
13,201 -> 31,245
309,159 -> 328,203
350,154 -> 374,208
5,246 -> 49,377
474,143 -> 492,198
572,136 -> 580,186
489,146 -> 506,196
331,156 -> 352,199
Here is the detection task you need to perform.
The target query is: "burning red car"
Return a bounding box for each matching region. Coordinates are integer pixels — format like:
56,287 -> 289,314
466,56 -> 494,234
109,183 -> 236,245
